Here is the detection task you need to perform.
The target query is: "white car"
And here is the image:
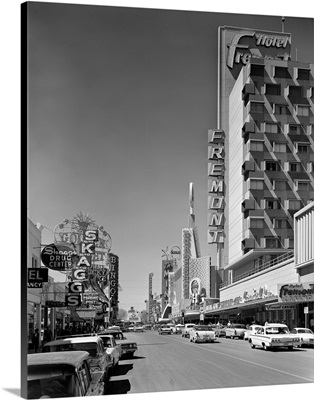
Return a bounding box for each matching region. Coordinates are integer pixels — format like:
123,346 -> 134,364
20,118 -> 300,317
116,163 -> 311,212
249,323 -> 300,351
181,323 -> 196,338
290,327 -> 314,347
189,325 -> 216,343
225,324 -> 247,339
158,324 -> 172,335
244,324 -> 263,340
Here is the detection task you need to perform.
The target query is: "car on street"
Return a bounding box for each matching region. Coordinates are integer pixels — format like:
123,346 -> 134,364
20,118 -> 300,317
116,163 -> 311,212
181,323 -> 196,338
244,324 -> 263,340
290,327 -> 314,347
27,351 -> 106,398
225,324 -> 247,339
158,324 -> 172,335
98,329 -> 138,358
173,324 -> 185,334
133,325 -> 145,332
96,334 -> 121,369
189,325 -> 216,343
212,324 -> 227,337
42,336 -> 110,380
249,323 -> 300,351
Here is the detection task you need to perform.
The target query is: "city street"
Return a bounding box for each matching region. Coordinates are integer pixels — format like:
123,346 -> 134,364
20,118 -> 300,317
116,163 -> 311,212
107,331 -> 314,395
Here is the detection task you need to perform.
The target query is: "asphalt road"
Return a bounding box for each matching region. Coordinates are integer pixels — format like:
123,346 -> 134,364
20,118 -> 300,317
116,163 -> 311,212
107,330 -> 314,396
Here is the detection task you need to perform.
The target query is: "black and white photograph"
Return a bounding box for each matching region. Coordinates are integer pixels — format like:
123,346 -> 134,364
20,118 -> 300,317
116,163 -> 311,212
2,1 -> 314,399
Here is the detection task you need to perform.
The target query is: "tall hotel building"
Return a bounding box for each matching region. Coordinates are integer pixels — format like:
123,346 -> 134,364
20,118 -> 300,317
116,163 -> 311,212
206,26 -> 314,326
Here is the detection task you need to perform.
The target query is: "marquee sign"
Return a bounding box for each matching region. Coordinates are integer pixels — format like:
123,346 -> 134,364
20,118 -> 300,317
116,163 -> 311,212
278,283 -> 314,302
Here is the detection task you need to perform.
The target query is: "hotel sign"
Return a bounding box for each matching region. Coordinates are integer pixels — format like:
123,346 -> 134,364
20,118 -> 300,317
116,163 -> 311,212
207,129 -> 225,244
182,229 -> 191,299
278,283 -> 314,302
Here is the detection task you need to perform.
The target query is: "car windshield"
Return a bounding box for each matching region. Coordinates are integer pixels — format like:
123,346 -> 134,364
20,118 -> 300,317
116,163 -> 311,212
28,367 -> 81,398
44,343 -> 98,357
99,337 -> 113,347
195,326 -> 212,331
297,329 -> 313,334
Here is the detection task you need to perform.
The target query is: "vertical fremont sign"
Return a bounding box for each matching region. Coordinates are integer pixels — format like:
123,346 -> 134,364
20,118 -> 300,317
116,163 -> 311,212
108,253 -> 119,305
207,129 -> 225,244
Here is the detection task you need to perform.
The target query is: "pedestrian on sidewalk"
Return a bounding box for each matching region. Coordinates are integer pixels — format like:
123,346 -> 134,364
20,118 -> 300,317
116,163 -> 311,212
32,328 -> 40,353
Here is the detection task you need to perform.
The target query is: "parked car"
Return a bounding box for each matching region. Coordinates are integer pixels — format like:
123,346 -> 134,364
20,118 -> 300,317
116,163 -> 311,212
42,336 -> 110,380
181,323 -> 196,338
290,327 -> 314,347
133,325 -> 145,332
225,324 -> 247,339
96,334 -> 121,369
27,351 -> 106,398
189,325 -> 216,343
143,324 -> 152,330
244,324 -> 263,340
212,324 -> 226,337
158,324 -> 172,335
249,323 -> 300,351
98,329 -> 137,358
173,324 -> 184,334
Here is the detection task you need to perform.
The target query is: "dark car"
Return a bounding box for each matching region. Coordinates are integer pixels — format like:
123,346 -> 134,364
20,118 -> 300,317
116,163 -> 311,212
28,351 -> 106,398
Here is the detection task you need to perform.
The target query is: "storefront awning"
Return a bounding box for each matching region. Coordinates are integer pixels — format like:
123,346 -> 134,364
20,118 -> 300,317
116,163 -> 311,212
204,296 -> 278,315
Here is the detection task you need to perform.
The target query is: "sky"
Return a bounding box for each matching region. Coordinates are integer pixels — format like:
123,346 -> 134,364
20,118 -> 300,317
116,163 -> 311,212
25,1 -> 314,313
1,1 -> 313,400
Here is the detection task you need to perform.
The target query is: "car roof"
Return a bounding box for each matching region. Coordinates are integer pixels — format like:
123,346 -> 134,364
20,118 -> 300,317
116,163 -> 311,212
44,336 -> 102,346
28,351 -> 89,367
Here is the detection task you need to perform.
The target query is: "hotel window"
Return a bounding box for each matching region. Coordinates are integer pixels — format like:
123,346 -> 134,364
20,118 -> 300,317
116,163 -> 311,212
297,69 -> 310,80
274,67 -> 290,78
250,179 -> 264,190
295,180 -> 311,191
250,102 -> 265,113
249,141 -> 264,152
296,105 -> 310,117
288,86 -> 303,97
273,142 -> 287,152
289,162 -> 302,172
250,65 -> 265,77
265,84 -> 281,95
265,198 -> 281,209
296,143 -> 310,154
273,219 -> 290,229
265,122 -> 280,133
265,161 -> 281,171
287,199 -> 302,210
250,219 -> 264,229
288,124 -> 303,135
265,236 -> 281,248
273,180 -> 287,190
273,104 -> 289,115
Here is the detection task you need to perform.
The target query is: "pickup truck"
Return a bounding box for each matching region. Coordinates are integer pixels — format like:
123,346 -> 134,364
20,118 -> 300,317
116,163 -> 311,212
249,323 -> 300,351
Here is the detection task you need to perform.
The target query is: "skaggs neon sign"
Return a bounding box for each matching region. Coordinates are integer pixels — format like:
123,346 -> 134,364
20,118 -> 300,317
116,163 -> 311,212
227,30 -> 290,69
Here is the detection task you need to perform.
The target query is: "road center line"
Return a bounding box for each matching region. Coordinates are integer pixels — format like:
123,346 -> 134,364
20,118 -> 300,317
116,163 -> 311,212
169,336 -> 313,383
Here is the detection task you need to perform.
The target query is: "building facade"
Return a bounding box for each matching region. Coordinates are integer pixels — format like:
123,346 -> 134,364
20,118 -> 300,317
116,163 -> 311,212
205,26 -> 314,327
